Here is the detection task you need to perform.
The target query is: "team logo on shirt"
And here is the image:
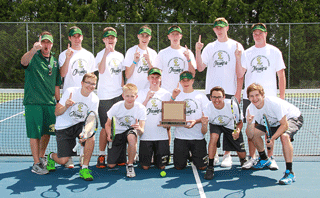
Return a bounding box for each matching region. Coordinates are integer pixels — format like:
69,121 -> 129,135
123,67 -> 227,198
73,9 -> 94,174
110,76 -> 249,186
109,58 -> 122,75
185,99 -> 198,115
137,57 -> 149,73
211,115 -> 232,126
168,57 -> 185,74
251,55 -> 270,73
49,124 -> 55,133
71,59 -> 88,76
146,98 -> 162,115
259,115 -> 278,127
69,102 -> 89,122
212,51 -> 230,67
118,116 -> 135,128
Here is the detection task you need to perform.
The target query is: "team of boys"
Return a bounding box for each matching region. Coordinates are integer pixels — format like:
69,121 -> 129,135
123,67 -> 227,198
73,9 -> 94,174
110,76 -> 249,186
21,17 -> 303,186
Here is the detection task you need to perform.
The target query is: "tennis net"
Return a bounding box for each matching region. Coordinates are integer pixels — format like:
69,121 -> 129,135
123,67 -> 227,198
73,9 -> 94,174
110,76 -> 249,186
0,89 -> 319,156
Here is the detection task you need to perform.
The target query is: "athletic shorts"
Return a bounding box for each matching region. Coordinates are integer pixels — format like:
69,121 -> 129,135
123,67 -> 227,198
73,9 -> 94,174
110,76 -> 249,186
25,105 -> 56,139
255,115 -> 303,142
55,122 -> 83,158
107,128 -> 137,164
139,140 -> 170,168
173,138 -> 207,169
206,94 -> 233,101
98,95 -> 123,128
210,124 -> 246,152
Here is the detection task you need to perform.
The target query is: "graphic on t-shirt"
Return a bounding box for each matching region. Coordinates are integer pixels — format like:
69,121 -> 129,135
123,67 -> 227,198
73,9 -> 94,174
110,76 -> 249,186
212,51 -> 230,67
109,58 -> 122,75
146,98 -> 162,115
137,57 -> 149,73
167,57 -> 185,74
49,124 -> 55,133
185,99 -> 198,115
69,102 -> 89,122
250,55 -> 270,73
259,115 -> 278,127
211,115 -> 232,126
118,115 -> 135,128
71,59 -> 88,76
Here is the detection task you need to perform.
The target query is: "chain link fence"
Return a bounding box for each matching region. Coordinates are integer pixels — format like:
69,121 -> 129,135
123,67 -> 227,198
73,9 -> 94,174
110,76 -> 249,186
0,22 -> 320,89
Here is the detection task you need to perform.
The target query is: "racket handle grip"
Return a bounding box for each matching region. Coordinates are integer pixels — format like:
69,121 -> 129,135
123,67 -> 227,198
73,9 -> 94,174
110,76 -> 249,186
73,142 -> 80,152
267,139 -> 271,150
107,141 -> 112,149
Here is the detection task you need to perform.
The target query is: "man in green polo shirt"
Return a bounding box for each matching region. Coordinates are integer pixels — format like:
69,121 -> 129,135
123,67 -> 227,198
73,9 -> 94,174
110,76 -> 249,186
21,31 -> 62,175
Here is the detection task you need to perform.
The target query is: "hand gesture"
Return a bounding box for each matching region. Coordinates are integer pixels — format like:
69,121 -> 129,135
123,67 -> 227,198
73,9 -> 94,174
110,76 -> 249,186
246,109 -> 254,124
185,120 -> 197,128
131,119 -> 143,135
183,45 -> 190,61
66,43 -> 74,59
33,36 -> 42,51
143,49 -> 150,64
134,47 -> 140,63
234,43 -> 242,59
200,112 -> 209,126
195,35 -> 204,51
146,90 -> 155,101
65,93 -> 75,108
172,83 -> 181,100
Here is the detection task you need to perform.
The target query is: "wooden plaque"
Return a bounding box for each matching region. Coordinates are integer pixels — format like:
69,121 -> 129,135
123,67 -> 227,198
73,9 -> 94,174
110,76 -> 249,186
158,101 -> 186,127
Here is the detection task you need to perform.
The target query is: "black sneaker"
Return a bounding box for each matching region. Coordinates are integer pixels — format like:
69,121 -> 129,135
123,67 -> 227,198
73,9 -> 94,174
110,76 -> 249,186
96,155 -> 106,169
204,166 -> 214,180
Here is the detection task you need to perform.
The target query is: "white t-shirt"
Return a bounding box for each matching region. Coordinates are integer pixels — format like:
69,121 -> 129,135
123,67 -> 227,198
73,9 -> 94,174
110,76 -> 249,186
202,39 -> 244,95
203,99 -> 243,130
95,49 -> 125,100
55,87 -> 99,130
174,90 -> 209,140
107,101 -> 147,135
154,46 -> 196,93
247,96 -> 301,127
123,45 -> 158,91
241,44 -> 286,99
136,88 -> 171,141
59,48 -> 96,93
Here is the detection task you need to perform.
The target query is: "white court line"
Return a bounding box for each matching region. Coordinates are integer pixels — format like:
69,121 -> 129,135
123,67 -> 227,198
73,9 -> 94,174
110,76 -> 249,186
0,111 -> 24,123
191,162 -> 206,198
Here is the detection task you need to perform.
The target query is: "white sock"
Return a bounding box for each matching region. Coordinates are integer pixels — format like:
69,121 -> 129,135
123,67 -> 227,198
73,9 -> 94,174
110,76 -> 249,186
99,150 -> 106,156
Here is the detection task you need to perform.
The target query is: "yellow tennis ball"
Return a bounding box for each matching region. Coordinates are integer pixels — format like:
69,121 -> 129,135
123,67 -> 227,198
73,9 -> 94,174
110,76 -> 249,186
23,113 -> 25,116
160,171 -> 166,177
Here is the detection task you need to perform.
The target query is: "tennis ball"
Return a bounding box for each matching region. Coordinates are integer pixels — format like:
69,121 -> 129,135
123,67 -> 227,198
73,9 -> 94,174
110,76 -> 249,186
23,113 -> 25,116
160,171 -> 166,177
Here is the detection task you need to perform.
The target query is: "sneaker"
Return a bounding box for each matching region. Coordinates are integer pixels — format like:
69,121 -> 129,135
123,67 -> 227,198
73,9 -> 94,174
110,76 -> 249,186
221,154 -> 232,167
32,162 -> 49,175
242,157 -> 257,170
79,168 -> 93,181
268,156 -> 279,170
204,166 -> 214,180
251,157 -> 271,170
46,152 -> 56,172
214,153 -> 219,165
79,155 -> 84,167
126,164 -> 136,178
279,170 -> 296,185
40,157 -> 47,167
64,157 -> 74,169
96,155 -> 106,169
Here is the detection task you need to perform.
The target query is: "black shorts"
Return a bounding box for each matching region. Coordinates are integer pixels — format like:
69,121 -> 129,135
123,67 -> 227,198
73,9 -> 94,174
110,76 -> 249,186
210,124 -> 245,152
107,128 -> 137,164
98,95 -> 123,128
55,122 -> 84,158
139,140 -> 170,168
173,138 -> 207,169
255,115 -> 303,142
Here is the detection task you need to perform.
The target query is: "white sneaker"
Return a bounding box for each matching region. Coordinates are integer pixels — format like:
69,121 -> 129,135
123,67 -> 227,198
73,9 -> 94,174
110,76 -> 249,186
242,157 -> 257,170
79,155 -> 84,167
214,153 -> 219,165
40,157 -> 47,167
268,156 -> 279,170
221,154 -> 232,167
126,164 -> 136,178
64,157 -> 74,169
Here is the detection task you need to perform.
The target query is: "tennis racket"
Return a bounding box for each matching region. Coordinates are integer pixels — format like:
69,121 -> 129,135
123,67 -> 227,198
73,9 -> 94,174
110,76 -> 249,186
107,116 -> 116,149
231,96 -> 241,139
72,111 -> 98,152
263,114 -> 271,150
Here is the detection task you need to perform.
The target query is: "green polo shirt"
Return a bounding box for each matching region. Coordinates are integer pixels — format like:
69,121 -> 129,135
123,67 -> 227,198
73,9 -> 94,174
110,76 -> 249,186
23,50 -> 62,105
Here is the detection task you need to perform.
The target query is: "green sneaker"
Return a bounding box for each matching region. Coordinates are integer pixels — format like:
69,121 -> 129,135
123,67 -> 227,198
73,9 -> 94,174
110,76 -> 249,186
46,152 -> 56,172
79,168 -> 93,181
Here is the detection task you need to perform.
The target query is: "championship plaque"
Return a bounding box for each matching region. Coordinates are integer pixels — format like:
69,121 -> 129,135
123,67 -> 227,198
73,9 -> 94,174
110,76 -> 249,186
158,101 -> 186,127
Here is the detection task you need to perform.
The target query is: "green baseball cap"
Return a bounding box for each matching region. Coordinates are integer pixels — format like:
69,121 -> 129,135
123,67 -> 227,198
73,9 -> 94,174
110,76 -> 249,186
213,20 -> 228,28
252,24 -> 267,32
168,26 -> 182,35
69,28 -> 83,36
103,30 -> 117,38
180,72 -> 194,81
138,28 -> 152,36
41,35 -> 53,43
148,68 -> 162,76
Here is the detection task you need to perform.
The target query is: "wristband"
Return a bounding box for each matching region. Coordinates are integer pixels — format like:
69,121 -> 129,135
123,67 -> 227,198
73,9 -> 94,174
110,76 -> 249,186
187,59 -> 191,62
133,61 -> 137,65
171,96 -> 175,101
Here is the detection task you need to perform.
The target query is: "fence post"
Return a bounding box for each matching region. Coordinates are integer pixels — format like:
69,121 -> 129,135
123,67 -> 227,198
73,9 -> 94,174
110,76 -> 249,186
26,23 -> 28,51
288,24 -> 291,88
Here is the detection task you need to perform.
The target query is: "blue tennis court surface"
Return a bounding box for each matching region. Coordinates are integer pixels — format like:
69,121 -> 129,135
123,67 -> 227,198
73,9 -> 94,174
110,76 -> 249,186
1,156 -> 320,198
